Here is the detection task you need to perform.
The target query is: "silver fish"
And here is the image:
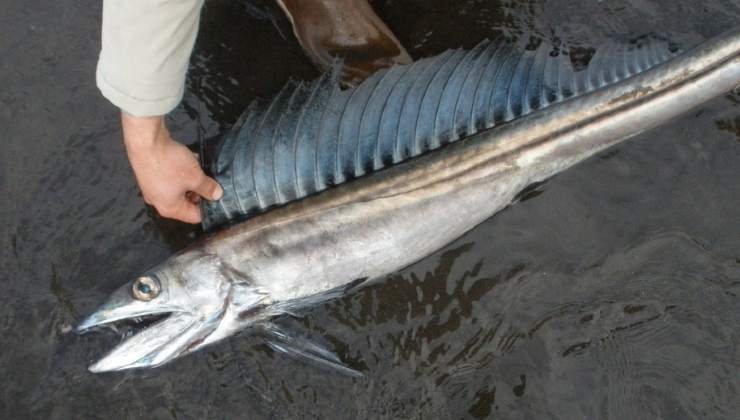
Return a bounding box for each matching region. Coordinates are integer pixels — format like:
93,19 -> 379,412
78,29 -> 740,373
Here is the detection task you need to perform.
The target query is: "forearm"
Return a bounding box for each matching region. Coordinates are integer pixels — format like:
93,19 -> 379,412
120,112 -> 171,167
97,0 -> 205,117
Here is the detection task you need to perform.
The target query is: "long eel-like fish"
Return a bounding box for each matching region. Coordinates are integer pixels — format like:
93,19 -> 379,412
78,29 -> 740,373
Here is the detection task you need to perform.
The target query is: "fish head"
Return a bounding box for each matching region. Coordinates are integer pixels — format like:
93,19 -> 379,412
77,249 -> 269,372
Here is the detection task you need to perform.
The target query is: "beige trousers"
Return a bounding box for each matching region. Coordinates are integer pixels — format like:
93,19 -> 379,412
97,0 -> 204,117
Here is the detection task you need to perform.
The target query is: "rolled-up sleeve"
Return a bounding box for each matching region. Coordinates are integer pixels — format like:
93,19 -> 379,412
97,0 -> 205,117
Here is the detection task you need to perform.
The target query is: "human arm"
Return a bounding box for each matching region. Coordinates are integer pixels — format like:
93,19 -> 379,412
121,112 -> 222,224
97,0 -> 220,223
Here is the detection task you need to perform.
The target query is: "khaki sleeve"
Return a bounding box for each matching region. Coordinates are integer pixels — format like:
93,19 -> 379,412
96,0 -> 205,117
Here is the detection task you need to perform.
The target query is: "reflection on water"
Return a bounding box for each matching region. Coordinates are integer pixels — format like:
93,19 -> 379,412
716,93 -> 740,143
3,0 -> 740,418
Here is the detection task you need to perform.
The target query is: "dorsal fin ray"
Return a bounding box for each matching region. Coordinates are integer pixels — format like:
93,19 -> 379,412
202,36 -> 681,230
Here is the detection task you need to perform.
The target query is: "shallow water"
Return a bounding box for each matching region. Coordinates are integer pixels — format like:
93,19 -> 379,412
2,0 -> 740,418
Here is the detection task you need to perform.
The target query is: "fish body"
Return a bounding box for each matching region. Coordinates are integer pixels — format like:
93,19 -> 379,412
78,29 -> 740,373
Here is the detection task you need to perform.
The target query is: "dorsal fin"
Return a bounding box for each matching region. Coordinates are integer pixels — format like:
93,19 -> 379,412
202,36 -> 681,230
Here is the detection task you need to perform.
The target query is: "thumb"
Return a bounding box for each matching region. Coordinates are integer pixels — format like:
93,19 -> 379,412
193,175 -> 224,201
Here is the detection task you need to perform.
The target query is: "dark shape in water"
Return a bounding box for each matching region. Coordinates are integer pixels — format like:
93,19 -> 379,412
201,36 -> 678,230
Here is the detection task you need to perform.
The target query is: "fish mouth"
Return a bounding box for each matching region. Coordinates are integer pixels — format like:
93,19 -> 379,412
77,284 -> 224,373
76,303 -> 177,333
79,309 -> 220,373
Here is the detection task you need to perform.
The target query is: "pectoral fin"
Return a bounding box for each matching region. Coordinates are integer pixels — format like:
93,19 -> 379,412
260,323 -> 364,378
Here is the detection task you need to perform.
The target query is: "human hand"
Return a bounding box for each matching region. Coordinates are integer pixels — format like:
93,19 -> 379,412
121,112 -> 223,224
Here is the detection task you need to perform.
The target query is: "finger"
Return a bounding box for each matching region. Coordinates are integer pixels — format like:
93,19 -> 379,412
185,190 -> 201,204
192,175 -> 223,202
178,201 -> 202,224
158,200 -> 201,224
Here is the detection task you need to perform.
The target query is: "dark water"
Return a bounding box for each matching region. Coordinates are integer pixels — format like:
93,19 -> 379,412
3,0 -> 740,418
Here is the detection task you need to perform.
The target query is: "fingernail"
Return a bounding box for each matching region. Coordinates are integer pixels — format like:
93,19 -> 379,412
214,184 -> 224,200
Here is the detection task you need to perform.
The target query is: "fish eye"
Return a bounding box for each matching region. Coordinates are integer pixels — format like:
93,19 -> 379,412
132,276 -> 160,301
